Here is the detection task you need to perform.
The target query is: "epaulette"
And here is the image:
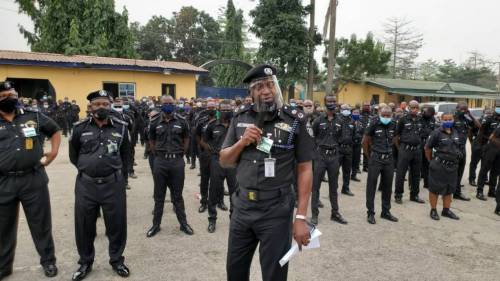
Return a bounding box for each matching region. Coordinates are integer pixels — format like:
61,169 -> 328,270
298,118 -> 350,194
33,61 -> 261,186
73,117 -> 91,127
281,105 -> 306,121
234,104 -> 251,116
24,107 -> 39,113
150,112 -> 161,123
111,116 -> 128,126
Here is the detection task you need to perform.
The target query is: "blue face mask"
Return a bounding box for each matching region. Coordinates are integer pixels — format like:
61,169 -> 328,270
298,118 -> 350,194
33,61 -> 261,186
380,117 -> 392,125
495,107 -> 500,114
290,103 -> 297,108
442,120 -> 454,129
341,110 -> 351,117
352,114 -> 360,121
161,104 -> 175,114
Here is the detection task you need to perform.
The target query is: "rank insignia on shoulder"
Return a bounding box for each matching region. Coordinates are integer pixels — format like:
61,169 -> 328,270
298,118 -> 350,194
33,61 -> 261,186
111,132 -> 122,138
275,122 -> 291,132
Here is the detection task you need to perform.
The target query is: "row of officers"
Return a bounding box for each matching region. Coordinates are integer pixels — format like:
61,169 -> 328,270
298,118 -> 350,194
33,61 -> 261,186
1,72 -> 500,281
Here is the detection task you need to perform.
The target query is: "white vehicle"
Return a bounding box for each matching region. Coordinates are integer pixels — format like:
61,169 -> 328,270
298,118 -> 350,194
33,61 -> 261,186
468,107 -> 484,120
421,102 -> 458,120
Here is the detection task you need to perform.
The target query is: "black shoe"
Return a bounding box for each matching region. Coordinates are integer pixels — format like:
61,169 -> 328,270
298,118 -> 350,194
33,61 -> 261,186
43,264 -> 58,277
494,208 -> 500,216
72,264 -> 92,281
460,184 -> 464,188
146,225 -> 161,238
112,263 -> 130,278
453,193 -> 470,201
126,184 -> 131,190
217,202 -> 228,211
469,179 -> 477,186
330,212 -> 348,224
180,223 -> 194,235
208,221 -> 216,233
129,173 -> 137,179
487,191 -> 496,198
410,196 -> 425,204
0,268 -> 12,280
476,193 -> 487,201
350,176 -> 361,182
430,209 -> 440,221
322,176 -> 328,182
198,204 -> 207,213
341,189 -> 354,196
367,214 -> 376,224
395,196 -> 403,204
311,215 -> 318,225
441,209 -> 459,220
362,167 -> 368,172
224,190 -> 230,196
190,164 -> 196,170
318,200 -> 324,208
381,212 -> 398,222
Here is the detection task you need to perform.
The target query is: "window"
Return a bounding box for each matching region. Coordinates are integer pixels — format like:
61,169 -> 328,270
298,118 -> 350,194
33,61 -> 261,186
119,83 -> 136,97
371,94 -> 379,104
162,84 -> 176,99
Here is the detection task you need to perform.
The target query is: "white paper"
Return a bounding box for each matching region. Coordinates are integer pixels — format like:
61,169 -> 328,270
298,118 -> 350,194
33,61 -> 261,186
279,229 -> 322,267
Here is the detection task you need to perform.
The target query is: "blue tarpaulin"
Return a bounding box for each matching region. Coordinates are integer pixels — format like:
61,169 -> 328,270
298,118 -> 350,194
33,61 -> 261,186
196,85 -> 248,99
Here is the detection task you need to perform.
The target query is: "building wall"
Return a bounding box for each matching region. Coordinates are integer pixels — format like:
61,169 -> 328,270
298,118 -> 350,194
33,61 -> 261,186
337,82 -> 389,105
0,64 -> 197,116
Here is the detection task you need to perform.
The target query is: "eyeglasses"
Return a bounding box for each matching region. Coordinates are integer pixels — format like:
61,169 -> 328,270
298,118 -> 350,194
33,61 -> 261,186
250,80 -> 275,92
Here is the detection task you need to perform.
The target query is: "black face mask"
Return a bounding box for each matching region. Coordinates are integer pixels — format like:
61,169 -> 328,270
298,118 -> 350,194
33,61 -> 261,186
221,111 -> 233,120
93,108 -> 110,120
207,109 -> 216,117
0,97 -> 18,113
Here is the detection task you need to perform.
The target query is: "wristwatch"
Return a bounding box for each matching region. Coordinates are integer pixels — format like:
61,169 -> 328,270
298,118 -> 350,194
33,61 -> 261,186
295,214 -> 307,221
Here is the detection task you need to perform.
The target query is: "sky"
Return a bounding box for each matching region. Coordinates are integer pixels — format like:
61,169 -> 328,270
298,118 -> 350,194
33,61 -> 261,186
0,0 -> 499,68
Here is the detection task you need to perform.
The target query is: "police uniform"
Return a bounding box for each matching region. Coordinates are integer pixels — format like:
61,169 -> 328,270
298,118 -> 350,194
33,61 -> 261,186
365,117 -> 397,218
204,118 -> 237,230
196,111 -> 214,211
69,91 -> 130,276
149,111 -> 193,234
468,119 -> 483,186
351,116 -> 363,179
338,114 -> 356,195
224,65 -> 314,281
476,113 -> 500,199
359,111 -> 371,171
420,115 -> 437,188
425,127 -> 461,195
452,113 -> 475,198
311,113 -> 347,223
0,95 -> 60,278
394,114 -> 424,202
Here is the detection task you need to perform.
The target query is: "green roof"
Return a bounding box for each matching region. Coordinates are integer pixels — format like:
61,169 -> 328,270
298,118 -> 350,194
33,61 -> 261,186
362,78 -> 499,99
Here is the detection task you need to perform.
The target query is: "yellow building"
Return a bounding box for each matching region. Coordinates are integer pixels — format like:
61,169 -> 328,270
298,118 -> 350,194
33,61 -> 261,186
336,78 -> 500,108
0,50 -> 208,115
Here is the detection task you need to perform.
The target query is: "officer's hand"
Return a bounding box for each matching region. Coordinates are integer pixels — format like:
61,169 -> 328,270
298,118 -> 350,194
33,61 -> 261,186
293,219 -> 310,251
40,151 -> 58,166
241,125 -> 262,146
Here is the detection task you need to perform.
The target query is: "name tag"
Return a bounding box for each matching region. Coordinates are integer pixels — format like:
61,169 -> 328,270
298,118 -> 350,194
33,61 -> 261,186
174,125 -> 182,129
237,122 -> 252,128
264,158 -> 276,178
22,127 -> 37,137
82,132 -> 93,137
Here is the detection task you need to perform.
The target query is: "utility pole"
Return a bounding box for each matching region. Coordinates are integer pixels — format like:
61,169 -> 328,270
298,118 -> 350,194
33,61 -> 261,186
325,0 -> 337,96
307,0 -> 315,100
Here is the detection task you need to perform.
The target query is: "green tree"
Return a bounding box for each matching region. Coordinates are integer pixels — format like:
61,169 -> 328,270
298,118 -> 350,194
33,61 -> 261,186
437,59 -> 497,89
417,59 -> 440,81
250,0 -> 310,97
335,33 -> 391,80
131,16 -> 173,60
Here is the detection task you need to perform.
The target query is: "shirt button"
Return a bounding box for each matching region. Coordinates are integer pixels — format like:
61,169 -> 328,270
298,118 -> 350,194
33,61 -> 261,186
16,148 -> 20,151
100,143 -> 103,145
253,160 -> 257,163
98,155 -> 102,158
15,135 -> 18,138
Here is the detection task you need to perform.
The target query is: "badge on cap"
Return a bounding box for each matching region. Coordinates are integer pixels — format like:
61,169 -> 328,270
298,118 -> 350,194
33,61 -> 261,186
264,68 -> 273,76
99,90 -> 107,96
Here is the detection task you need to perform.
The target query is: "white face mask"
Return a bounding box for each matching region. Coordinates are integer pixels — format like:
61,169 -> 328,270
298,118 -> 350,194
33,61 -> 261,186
43,104 -> 49,108
196,102 -> 202,108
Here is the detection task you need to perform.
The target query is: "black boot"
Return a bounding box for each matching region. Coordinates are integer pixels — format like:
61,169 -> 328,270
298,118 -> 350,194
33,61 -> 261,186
430,209 -> 440,220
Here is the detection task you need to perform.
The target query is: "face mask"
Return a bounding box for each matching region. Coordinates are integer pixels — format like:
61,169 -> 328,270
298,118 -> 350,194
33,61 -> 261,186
196,102 -> 202,108
495,107 -> 500,114
352,114 -> 360,121
0,97 -> 19,113
43,104 -> 49,109
161,104 -> 175,114
341,110 -> 351,117
290,103 -> 297,108
380,117 -> 392,125
184,105 -> 191,112
442,120 -> 454,129
457,111 -> 465,117
123,104 -> 130,110
221,111 -> 233,120
304,108 -> 314,115
32,104 -> 38,108
112,105 -> 123,113
93,108 -> 110,120
326,104 -> 336,111
206,109 -> 216,117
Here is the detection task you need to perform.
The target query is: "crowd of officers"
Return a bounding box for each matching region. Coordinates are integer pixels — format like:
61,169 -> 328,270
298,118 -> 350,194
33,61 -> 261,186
1,75 -> 500,281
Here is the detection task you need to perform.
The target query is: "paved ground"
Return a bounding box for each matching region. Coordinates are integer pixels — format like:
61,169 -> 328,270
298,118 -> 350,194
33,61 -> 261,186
6,139 -> 500,281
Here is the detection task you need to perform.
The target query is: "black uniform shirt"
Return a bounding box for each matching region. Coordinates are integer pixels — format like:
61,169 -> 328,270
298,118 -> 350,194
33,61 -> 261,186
396,115 -> 424,146
453,114 -> 474,147
69,116 -> 130,177
149,113 -> 188,154
203,120 -> 229,154
426,127 -> 461,162
338,115 -> 355,145
0,109 -> 60,172
478,114 -> 500,145
312,114 -> 342,149
222,105 -> 314,190
421,116 -> 437,141
365,117 -> 396,154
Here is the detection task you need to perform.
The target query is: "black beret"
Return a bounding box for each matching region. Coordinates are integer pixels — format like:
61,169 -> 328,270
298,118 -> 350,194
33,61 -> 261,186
87,90 -> 112,102
243,64 -> 277,84
0,81 -> 15,92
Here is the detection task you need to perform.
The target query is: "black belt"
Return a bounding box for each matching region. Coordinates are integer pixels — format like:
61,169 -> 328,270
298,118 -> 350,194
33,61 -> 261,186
403,144 -> 420,151
0,166 -> 39,177
238,186 -> 288,202
319,147 -> 337,155
156,152 -> 183,159
372,151 -> 392,160
79,171 -> 121,184
339,144 -> 352,148
435,157 -> 457,166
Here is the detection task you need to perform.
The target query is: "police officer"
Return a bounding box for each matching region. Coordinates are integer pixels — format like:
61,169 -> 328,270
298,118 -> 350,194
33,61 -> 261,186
359,102 -> 372,172
220,65 -> 314,281
425,112 -> 461,220
111,98 -> 134,189
203,100 -> 237,233
0,81 -> 61,279
394,100 -> 425,204
311,95 -> 348,225
69,90 -> 130,280
453,102 -> 479,201
351,108 -> 362,181
476,99 -> 500,200
338,104 -> 355,196
490,126 -> 500,215
420,105 -> 437,189
146,95 -> 194,237
363,105 -> 399,224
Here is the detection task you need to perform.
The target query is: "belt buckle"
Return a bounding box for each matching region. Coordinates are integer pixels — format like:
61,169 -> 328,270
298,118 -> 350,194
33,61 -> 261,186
97,178 -> 103,184
247,191 -> 258,201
